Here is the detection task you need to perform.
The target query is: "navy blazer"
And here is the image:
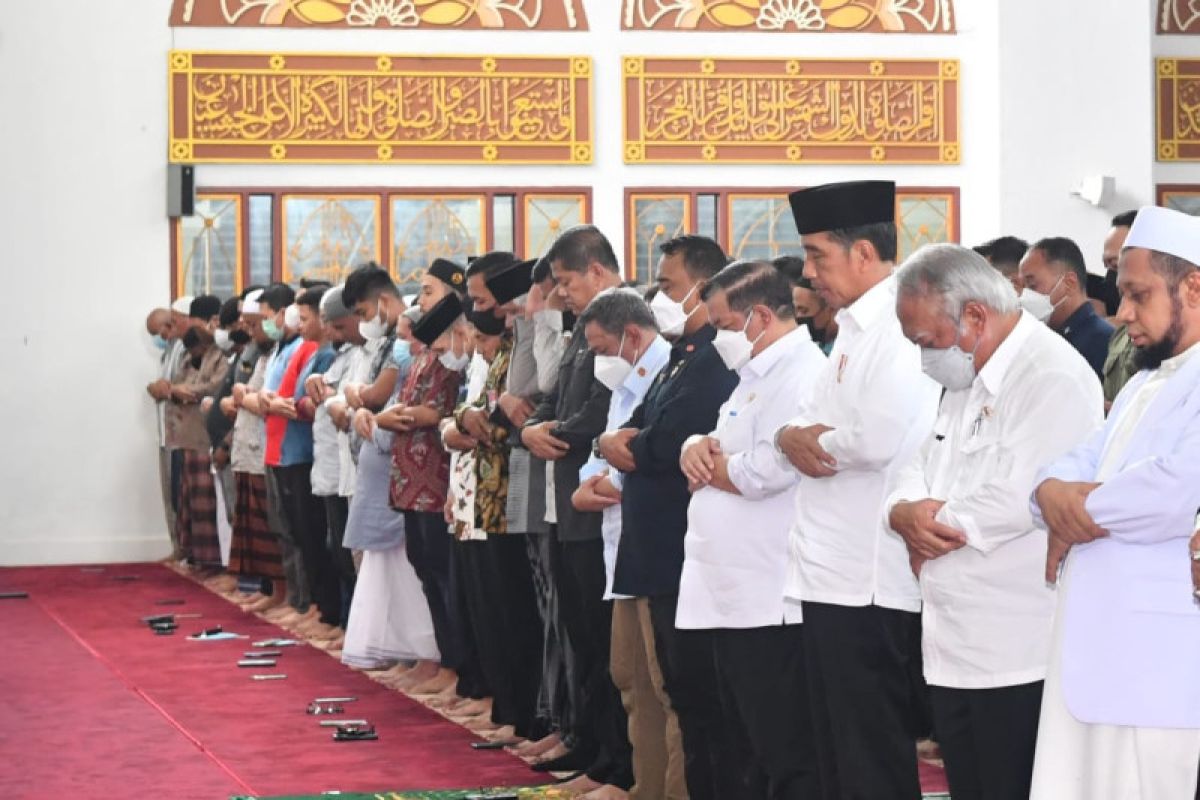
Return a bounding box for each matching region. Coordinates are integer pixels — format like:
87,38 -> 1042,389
1059,302 -> 1114,379
613,325 -> 739,598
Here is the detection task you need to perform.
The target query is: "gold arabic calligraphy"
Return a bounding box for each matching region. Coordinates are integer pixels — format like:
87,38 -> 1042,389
190,73 -> 575,143
640,77 -> 940,143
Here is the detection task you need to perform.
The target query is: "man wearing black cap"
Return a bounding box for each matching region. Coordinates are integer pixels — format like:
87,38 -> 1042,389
521,225 -> 630,787
376,293 -> 467,694
774,181 -> 940,799
448,304 -> 546,743
470,252 -> 573,758
420,257 -> 468,314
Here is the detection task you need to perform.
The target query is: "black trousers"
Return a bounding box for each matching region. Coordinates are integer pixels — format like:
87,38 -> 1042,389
451,537 -> 489,700
527,531 -> 571,738
802,601 -> 923,800
458,536 -> 545,738
648,594 -> 744,800
929,681 -> 1043,800
321,495 -> 354,629
275,464 -> 336,618
713,624 -> 822,800
402,510 -> 462,670
555,537 -> 632,788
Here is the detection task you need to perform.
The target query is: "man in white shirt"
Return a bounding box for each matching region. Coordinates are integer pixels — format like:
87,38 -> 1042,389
774,181 -> 940,799
677,260 -> 827,799
572,288 -> 674,800
1030,205 -> 1200,800
885,244 -> 1102,800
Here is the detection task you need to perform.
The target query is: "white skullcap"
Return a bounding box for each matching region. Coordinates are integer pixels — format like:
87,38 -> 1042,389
240,288 -> 265,315
171,295 -> 195,314
1125,205 -> 1200,267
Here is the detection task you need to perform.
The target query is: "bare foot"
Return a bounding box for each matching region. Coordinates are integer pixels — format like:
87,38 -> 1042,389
237,592 -> 265,606
391,660 -> 440,689
408,668 -> 457,696
485,725 -> 522,744
463,714 -> 501,732
312,635 -> 345,652
580,785 -> 629,800
447,697 -> 492,720
421,685 -> 462,709
558,774 -> 603,795
917,738 -> 942,762
511,731 -> 561,757
529,741 -> 569,765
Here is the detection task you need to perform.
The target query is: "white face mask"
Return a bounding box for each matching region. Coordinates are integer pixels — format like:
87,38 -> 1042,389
920,323 -> 978,391
712,312 -> 764,372
358,302 -> 388,341
283,303 -> 302,332
439,350 -> 470,372
213,328 -> 234,352
650,284 -> 700,338
593,331 -> 633,390
1019,275 -> 1064,323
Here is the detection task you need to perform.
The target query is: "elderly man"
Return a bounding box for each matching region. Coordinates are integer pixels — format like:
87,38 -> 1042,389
1030,206 -> 1200,800
678,260 -> 827,799
886,245 -> 1102,800
774,181 -> 940,799
573,288 -> 673,800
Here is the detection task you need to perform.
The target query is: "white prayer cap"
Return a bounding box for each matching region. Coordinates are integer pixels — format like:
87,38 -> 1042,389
171,295 -> 194,314
1124,205 -> 1200,266
240,288 -> 265,315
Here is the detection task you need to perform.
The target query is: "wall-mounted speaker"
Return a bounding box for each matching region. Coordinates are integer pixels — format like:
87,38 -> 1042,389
167,164 -> 195,218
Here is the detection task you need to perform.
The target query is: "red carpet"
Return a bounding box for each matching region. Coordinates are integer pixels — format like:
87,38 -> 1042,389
0,563 -> 542,799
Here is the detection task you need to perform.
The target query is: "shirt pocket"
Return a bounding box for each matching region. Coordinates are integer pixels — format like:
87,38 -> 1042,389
955,434 -> 1008,494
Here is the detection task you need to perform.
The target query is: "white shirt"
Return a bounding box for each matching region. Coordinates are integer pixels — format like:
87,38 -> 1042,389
449,353 -> 491,541
580,335 -> 671,600
887,313 -> 1103,688
157,339 -> 186,446
677,326 -> 826,629
779,274 -> 940,615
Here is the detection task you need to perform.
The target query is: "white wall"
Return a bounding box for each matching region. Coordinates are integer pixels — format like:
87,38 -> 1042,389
0,0 -> 174,565
996,0 -> 1156,272
0,0 -> 1167,565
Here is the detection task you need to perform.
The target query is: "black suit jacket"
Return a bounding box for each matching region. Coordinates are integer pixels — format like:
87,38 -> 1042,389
526,331 -> 611,543
613,325 -> 739,597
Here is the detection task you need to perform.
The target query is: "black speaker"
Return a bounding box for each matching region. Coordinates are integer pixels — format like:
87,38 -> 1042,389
167,164 -> 195,218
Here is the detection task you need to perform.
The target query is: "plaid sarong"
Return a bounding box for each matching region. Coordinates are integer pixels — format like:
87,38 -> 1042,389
229,471 -> 284,579
176,450 -> 220,567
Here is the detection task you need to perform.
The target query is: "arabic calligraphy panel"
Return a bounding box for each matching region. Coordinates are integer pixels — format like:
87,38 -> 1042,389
621,0 -> 953,33
170,0 -> 589,30
623,57 -> 959,164
1158,1 -> 1200,33
169,51 -> 593,164
1156,58 -> 1200,160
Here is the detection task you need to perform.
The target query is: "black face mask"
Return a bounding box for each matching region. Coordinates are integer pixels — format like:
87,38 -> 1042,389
230,329 -> 252,345
1103,270 -> 1121,317
562,310 -> 577,333
190,355 -> 203,369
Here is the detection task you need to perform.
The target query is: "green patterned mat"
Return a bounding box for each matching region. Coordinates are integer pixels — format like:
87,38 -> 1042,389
235,790 -> 952,799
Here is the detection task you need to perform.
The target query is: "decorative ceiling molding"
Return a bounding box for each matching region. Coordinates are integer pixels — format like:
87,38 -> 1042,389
169,0 -> 588,30
621,0 -> 954,33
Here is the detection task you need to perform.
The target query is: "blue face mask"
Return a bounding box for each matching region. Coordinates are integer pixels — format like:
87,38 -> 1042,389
151,334 -> 169,351
392,338 -> 413,370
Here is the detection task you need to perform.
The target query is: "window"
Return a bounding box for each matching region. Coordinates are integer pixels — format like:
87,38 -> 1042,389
282,195 -> 382,285
1159,185 -> 1200,216
626,187 -> 960,282
172,188 -> 590,298
175,194 -> 242,298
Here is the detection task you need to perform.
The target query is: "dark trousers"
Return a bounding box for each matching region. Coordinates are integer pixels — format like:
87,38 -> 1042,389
451,537 -> 489,700
555,537 -> 632,787
458,536 -> 545,738
321,495 -> 354,629
274,464 -> 335,617
713,624 -> 822,800
402,510 -> 462,670
929,681 -> 1043,800
802,601 -> 923,800
648,594 -> 743,800
527,531 -> 571,738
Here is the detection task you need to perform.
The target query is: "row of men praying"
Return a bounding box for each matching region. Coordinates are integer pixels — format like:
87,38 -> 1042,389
146,180 -> 1200,800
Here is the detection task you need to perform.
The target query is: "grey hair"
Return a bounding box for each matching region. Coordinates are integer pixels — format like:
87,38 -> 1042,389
896,243 -> 1019,320
576,286 -> 657,337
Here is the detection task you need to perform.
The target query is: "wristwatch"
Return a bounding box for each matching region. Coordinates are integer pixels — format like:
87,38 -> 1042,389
592,435 -> 603,459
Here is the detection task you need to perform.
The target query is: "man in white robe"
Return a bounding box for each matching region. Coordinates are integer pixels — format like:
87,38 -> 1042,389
1031,205 -> 1200,800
